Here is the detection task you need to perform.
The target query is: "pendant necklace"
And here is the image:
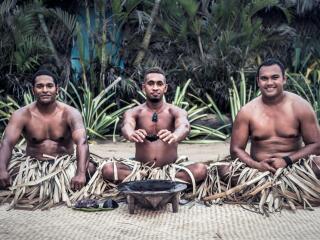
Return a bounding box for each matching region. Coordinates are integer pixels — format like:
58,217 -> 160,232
152,112 -> 158,122
145,107 -> 161,142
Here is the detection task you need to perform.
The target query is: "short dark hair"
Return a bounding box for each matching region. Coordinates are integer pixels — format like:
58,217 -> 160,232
144,67 -> 166,82
32,69 -> 58,86
256,58 -> 285,78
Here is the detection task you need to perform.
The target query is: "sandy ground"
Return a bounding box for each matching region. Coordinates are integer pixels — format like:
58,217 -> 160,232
88,141 -> 231,162
1,142 -> 320,240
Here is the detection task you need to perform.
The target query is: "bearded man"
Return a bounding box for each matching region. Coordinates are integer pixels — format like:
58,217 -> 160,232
101,67 -> 207,188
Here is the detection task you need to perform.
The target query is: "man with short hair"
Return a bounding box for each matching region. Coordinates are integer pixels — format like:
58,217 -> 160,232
102,67 -> 207,184
0,69 -> 95,208
229,59 -> 320,174
209,59 -> 320,212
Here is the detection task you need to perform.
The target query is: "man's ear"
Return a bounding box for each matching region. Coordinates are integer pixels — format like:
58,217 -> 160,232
142,83 -> 146,94
283,75 -> 287,85
164,84 -> 168,93
256,77 -> 260,87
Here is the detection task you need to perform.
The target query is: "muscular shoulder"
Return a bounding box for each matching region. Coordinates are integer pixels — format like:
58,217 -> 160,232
235,98 -> 260,121
286,91 -> 315,116
10,103 -> 34,121
5,103 -> 37,130
58,102 -> 82,117
124,104 -> 143,117
286,91 -> 311,107
167,103 -> 188,116
57,102 -> 84,130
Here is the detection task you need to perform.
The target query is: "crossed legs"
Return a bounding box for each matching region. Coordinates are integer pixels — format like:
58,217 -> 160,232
217,157 -> 320,187
102,162 -> 207,184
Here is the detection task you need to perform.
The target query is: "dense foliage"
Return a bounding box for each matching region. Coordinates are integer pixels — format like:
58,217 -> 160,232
0,0 -> 319,141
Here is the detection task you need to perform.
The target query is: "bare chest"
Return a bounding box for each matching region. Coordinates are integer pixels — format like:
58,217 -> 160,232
23,113 -> 71,143
136,110 -> 175,134
250,107 -> 300,140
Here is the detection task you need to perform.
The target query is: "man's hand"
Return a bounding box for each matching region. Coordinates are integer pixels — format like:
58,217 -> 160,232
0,170 -> 11,189
70,173 -> 86,191
128,129 -> 147,143
255,160 -> 276,173
158,129 -> 178,144
268,157 -> 288,169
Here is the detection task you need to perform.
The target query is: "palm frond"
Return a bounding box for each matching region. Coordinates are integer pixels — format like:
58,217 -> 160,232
0,0 -> 16,15
49,8 -> 77,33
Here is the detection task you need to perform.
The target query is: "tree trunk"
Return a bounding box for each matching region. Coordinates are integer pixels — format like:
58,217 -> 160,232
133,0 -> 161,67
99,7 -> 108,92
38,13 -> 60,67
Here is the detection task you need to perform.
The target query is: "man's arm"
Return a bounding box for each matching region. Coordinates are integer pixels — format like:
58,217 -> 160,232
158,106 -> 190,144
230,108 -> 276,172
285,101 -> 320,163
269,99 -> 320,169
121,108 -> 147,142
0,111 -> 25,187
68,108 -> 89,190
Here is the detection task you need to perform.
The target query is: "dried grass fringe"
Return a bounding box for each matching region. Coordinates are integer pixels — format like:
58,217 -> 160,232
79,155 -> 200,201
3,148 -> 319,215
202,155 -> 320,215
0,148 -> 102,210
0,152 -> 201,209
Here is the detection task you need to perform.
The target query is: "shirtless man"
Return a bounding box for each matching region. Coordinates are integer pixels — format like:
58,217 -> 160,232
102,67 -> 207,183
0,69 -> 93,190
228,59 -> 320,177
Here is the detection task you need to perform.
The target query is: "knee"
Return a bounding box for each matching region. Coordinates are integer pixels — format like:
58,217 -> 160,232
88,162 -> 96,175
192,163 -> 208,181
217,164 -> 231,178
102,163 -> 114,181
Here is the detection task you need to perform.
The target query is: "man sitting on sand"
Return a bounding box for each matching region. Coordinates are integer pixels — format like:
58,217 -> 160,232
227,58 -> 320,175
0,69 -> 96,209
102,67 -> 207,188
207,59 -> 320,212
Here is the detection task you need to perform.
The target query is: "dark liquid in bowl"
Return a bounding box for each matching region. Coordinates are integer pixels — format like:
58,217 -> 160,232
129,180 -> 175,191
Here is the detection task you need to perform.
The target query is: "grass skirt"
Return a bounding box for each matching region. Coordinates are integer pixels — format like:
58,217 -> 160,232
76,156 -> 201,201
203,156 -> 320,215
0,151 -> 201,209
0,148 -> 100,210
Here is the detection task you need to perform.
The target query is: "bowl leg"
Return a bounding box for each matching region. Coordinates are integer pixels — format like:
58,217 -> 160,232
171,193 -> 180,213
127,195 -> 135,214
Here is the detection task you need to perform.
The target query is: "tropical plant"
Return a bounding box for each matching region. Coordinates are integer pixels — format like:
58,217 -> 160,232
0,0 -> 78,96
0,0 -> 47,74
0,88 -> 34,125
172,79 -> 229,142
118,0 -> 296,109
73,0 -> 143,95
228,71 -> 260,122
60,81 -> 135,141
287,71 -> 320,122
188,69 -> 261,139
281,0 -> 320,74
0,88 -> 34,144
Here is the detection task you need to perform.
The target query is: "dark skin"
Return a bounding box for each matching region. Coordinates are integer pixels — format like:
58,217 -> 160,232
0,75 -> 94,190
102,72 -> 207,183
228,64 -> 320,176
